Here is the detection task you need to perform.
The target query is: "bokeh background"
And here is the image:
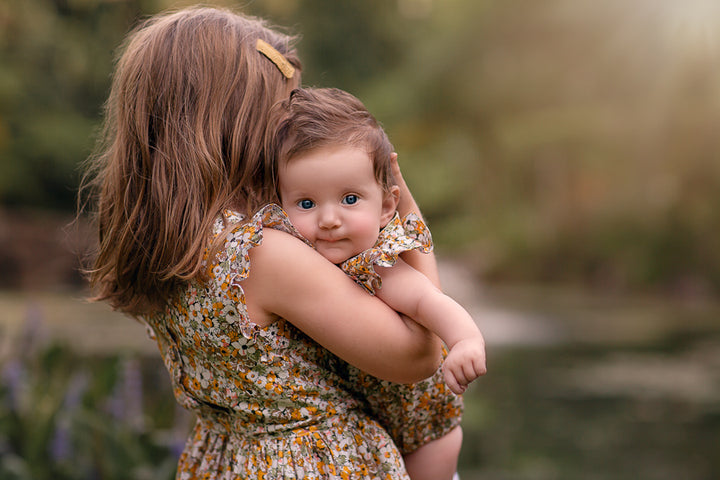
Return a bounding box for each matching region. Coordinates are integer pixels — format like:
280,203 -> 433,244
1,0 -> 719,479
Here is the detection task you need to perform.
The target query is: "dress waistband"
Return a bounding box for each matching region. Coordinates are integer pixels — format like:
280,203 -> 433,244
196,401 -> 362,438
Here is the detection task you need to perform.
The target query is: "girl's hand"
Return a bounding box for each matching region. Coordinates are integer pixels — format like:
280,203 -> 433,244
442,336 -> 487,395
390,153 -> 441,286
391,152 -> 420,218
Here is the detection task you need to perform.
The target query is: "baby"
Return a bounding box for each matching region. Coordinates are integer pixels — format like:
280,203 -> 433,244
267,87 -> 486,480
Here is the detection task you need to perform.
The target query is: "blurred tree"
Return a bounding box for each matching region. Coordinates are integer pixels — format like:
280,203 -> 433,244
0,0 -> 144,209
249,0 -> 410,93
354,0 -> 720,294
1,0 -> 718,294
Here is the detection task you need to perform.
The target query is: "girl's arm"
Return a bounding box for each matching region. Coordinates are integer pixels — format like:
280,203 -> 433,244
374,259 -> 486,393
241,228 -> 443,384
391,153 -> 441,288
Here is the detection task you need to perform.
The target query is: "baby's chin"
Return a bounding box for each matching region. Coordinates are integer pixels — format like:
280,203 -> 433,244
323,252 -> 354,265
333,255 -> 355,266
319,248 -> 363,266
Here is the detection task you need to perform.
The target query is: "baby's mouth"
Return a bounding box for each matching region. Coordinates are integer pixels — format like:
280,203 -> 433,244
317,236 -> 341,243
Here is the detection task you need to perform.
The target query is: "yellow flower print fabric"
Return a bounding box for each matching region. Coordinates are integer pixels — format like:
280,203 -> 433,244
142,204 -> 411,480
337,211 -> 463,454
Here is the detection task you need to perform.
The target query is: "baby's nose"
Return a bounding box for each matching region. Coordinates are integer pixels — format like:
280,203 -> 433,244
318,207 -> 341,229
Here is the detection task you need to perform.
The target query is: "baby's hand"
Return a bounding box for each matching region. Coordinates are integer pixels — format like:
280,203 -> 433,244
442,337 -> 487,395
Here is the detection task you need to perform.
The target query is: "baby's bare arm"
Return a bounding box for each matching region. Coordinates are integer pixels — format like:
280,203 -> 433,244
375,260 -> 486,393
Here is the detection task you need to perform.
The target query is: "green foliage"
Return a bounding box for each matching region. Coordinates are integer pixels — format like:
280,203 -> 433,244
0,316 -> 185,479
2,0 -> 719,293
352,0 -> 720,294
249,0 -> 403,90
0,0 -> 142,209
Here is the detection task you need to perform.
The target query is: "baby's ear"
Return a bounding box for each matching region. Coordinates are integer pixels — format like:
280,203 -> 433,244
380,185 -> 400,225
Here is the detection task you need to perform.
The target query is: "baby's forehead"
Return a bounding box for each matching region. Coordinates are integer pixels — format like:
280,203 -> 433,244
284,141 -> 370,159
280,145 -> 375,179
281,144 -> 373,170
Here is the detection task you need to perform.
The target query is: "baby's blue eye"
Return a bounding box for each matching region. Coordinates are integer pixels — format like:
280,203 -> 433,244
298,199 -> 314,209
342,194 -> 358,205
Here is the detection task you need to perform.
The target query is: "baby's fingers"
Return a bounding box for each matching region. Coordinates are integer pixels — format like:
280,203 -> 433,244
443,363 -> 468,395
462,356 -> 487,383
443,369 -> 467,395
459,362 -> 482,387
474,356 -> 488,377
389,152 -> 400,173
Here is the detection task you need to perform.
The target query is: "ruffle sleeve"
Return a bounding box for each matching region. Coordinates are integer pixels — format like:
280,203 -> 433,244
209,203 -> 310,341
212,204 -> 308,282
339,212 -> 433,295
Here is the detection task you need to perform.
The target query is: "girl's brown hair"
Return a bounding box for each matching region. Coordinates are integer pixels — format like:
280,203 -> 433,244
266,87 -> 396,202
79,6 -> 301,316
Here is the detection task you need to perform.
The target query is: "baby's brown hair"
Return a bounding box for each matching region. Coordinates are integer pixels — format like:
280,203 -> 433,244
266,88 -> 396,202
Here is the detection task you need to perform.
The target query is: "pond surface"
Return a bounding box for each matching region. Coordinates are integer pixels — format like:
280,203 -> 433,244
456,282 -> 720,480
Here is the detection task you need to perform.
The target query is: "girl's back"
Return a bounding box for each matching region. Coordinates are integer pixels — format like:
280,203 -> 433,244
81,7 -> 444,479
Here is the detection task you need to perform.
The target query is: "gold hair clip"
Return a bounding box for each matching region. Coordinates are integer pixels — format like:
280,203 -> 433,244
256,39 -> 295,79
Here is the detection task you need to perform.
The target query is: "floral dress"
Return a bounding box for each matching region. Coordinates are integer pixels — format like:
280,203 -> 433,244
337,212 -> 463,454
142,204 -> 460,479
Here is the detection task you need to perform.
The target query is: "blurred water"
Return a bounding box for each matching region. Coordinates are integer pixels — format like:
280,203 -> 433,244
446,272 -> 720,480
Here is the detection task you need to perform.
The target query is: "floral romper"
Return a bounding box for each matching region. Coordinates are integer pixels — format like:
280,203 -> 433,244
142,204 -> 462,479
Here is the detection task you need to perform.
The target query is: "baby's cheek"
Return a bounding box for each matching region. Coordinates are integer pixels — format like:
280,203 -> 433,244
290,218 -> 312,239
283,211 -> 308,236
292,221 -> 313,241
355,219 -> 383,250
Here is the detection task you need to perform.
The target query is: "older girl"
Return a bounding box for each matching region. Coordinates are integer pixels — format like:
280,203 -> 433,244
81,6 -> 442,479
